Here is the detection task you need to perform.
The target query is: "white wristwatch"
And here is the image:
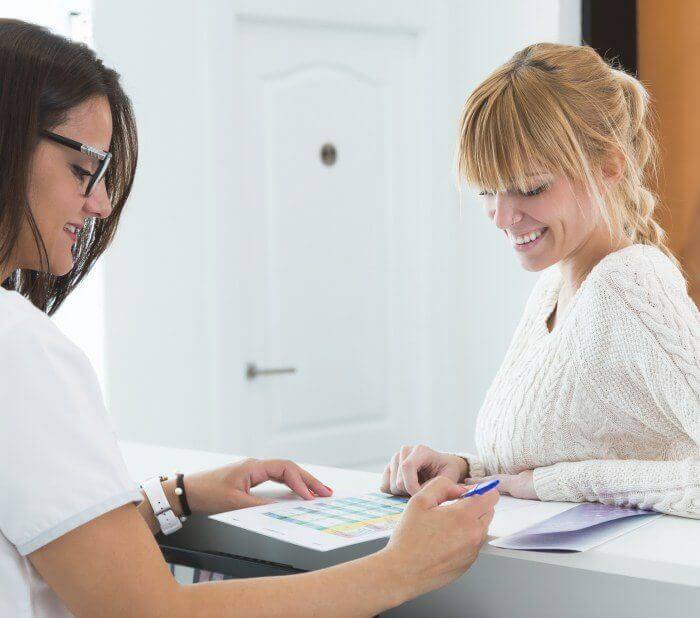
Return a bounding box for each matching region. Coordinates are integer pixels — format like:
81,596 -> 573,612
140,475 -> 184,535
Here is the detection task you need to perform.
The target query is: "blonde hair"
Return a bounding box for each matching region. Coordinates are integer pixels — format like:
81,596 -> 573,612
457,42 -> 677,265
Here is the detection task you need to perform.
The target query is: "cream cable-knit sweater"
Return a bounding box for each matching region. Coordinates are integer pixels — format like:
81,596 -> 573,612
466,244 -> 700,518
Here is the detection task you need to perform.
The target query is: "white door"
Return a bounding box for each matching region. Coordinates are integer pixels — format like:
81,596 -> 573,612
97,0 -> 451,467
213,3 -> 440,468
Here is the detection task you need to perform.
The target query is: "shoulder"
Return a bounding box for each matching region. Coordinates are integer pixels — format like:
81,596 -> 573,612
593,244 -> 689,298
0,290 -> 101,414
0,289 -> 86,367
580,245 -> 699,390
586,244 -> 698,326
0,288 -> 56,334
0,288 -> 43,332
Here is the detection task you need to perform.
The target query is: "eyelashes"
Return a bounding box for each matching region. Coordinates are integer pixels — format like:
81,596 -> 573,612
71,164 -> 91,183
478,184 -> 549,198
522,184 -> 548,197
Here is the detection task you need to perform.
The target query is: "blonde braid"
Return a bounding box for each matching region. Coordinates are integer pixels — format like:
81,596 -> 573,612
614,69 -> 679,267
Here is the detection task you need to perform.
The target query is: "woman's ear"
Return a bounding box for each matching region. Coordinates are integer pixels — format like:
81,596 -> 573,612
602,150 -> 625,186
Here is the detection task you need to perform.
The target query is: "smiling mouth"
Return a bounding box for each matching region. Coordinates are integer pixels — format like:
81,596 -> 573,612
63,224 -> 81,259
510,227 -> 547,246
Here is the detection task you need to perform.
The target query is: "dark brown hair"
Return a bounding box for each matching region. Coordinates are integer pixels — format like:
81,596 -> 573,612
0,19 -> 137,314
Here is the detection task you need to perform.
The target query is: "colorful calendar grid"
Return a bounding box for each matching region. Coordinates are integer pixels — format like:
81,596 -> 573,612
262,492 -> 409,539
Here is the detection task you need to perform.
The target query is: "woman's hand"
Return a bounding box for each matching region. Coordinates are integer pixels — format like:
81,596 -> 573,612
183,458 -> 333,516
465,470 -> 538,500
382,476 -> 498,601
380,444 -> 468,496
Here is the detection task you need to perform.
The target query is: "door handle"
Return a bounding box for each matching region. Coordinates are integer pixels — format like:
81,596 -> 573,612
246,363 -> 297,380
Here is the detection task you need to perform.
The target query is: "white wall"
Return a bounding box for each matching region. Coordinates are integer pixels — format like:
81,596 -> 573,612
93,0 -> 580,459
0,0 -> 88,35
93,2 -> 217,450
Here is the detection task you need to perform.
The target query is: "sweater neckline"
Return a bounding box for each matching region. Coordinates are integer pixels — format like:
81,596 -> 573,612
539,274 -> 564,337
537,244 -> 647,337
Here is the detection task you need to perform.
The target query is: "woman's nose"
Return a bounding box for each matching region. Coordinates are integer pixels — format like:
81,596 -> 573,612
83,181 -> 112,219
492,196 -> 522,230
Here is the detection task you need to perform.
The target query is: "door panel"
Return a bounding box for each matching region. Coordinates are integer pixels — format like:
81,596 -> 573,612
236,17 -> 425,466
266,66 -> 388,433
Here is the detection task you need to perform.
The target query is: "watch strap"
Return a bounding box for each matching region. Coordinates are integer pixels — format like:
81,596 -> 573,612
141,476 -> 183,536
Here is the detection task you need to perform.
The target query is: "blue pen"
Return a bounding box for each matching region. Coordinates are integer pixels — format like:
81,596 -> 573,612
460,478 -> 500,498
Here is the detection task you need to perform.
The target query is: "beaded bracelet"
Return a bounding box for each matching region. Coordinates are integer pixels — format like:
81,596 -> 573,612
174,472 -> 192,518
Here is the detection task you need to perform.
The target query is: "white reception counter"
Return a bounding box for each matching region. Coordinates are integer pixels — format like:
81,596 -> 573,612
120,441 -> 700,617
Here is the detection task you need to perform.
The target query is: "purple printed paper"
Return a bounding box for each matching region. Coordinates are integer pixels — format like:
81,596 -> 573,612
490,503 -> 661,552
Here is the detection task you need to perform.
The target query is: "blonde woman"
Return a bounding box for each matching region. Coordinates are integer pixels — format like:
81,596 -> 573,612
383,43 -> 700,518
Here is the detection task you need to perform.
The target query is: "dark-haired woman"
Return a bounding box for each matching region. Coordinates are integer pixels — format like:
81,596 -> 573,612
0,19 -> 497,618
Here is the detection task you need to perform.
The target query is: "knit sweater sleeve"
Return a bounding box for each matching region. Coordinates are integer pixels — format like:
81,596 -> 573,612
532,249 -> 700,518
454,452 -> 486,479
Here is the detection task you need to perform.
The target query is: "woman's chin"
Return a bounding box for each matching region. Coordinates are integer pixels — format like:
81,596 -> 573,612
50,257 -> 75,277
518,252 -> 557,272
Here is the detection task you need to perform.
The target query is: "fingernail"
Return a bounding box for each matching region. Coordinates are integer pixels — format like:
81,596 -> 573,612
324,485 -> 333,493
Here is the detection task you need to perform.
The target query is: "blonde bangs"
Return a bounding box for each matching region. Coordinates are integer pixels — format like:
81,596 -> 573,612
457,71 -> 590,194
454,42 -> 677,266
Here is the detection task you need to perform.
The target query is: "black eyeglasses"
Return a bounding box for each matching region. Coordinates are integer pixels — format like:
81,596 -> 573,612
41,129 -> 112,197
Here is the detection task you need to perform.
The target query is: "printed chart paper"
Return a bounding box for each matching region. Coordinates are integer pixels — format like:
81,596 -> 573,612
490,503 -> 661,552
211,492 -> 409,551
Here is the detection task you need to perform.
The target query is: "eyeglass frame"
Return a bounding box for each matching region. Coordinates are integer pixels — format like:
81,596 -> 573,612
40,129 -> 112,198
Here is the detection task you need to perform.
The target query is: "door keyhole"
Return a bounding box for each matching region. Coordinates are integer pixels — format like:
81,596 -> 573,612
320,143 -> 337,166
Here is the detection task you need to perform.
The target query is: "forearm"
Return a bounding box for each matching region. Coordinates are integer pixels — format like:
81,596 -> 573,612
138,478 -> 184,536
533,458 -> 700,518
178,548 -> 407,617
135,471 -> 409,613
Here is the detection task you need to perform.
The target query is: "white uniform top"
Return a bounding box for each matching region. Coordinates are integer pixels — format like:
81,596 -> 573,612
0,288 -> 143,617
